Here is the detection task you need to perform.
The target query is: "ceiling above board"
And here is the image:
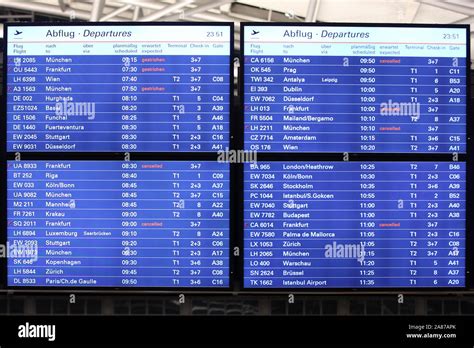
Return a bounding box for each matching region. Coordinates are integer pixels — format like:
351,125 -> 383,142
0,0 -> 472,62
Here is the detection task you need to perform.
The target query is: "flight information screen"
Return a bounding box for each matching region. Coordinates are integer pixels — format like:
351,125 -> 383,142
6,24 -> 231,152
243,25 -> 467,153
244,161 -> 465,288
7,161 -> 229,287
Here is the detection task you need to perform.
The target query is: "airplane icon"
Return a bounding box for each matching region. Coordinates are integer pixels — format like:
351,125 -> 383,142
251,30 -> 260,35
14,30 -> 23,36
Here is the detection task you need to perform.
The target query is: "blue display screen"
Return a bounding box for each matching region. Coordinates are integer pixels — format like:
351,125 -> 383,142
3,24 -> 470,291
7,161 -> 229,287
244,161 -> 465,288
6,25 -> 231,152
243,25 -> 467,153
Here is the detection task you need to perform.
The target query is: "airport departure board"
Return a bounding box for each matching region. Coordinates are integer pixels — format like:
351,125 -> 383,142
244,161 -> 465,288
3,23 -> 471,291
7,160 -> 229,287
5,23 -> 232,289
241,24 -> 468,290
6,24 -> 231,152
243,25 -> 468,153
